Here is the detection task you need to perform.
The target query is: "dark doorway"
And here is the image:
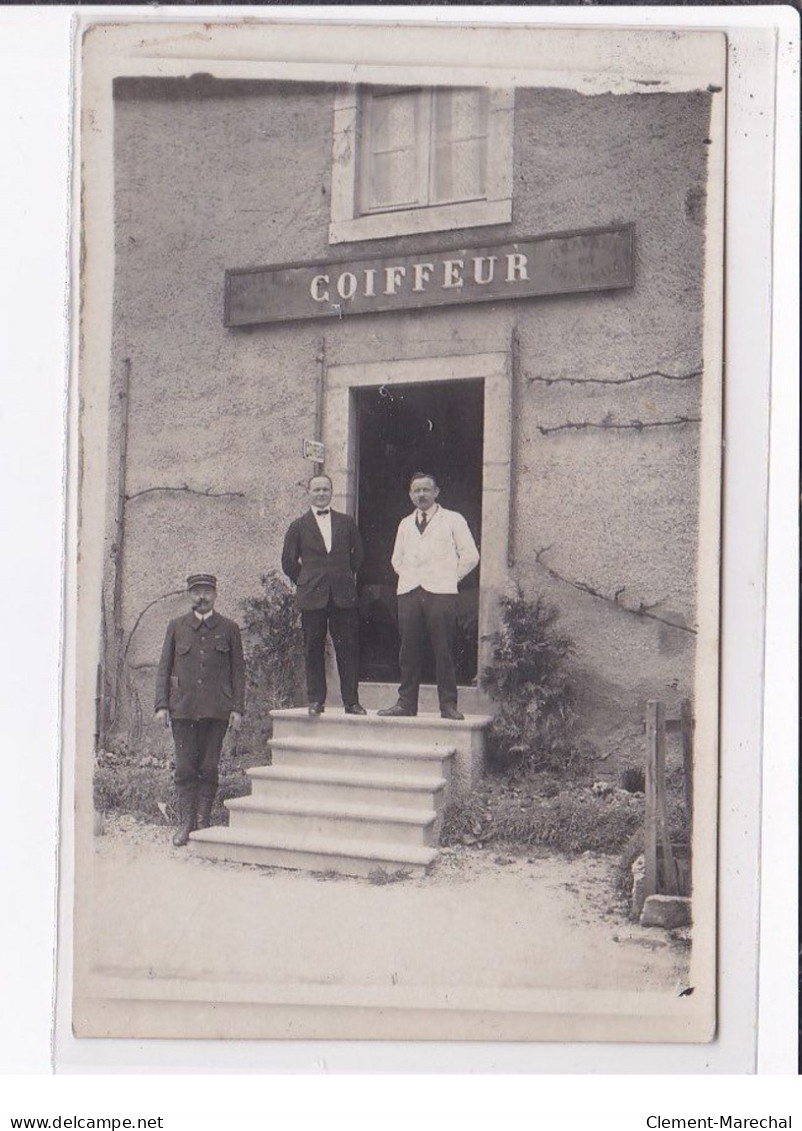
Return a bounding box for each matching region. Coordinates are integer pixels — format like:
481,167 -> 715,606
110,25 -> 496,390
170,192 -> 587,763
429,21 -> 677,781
355,379 -> 484,685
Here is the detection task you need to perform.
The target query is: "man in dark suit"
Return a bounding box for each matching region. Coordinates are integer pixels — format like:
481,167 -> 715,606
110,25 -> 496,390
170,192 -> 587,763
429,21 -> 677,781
282,473 -> 366,716
155,574 -> 246,847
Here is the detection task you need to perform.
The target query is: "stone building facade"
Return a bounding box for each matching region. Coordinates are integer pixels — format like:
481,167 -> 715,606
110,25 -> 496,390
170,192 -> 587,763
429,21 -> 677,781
101,70 -> 719,762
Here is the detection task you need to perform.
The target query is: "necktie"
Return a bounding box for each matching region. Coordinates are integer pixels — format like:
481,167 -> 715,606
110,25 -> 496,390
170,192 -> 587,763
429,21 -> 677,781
416,511 -> 427,534
316,509 -> 330,516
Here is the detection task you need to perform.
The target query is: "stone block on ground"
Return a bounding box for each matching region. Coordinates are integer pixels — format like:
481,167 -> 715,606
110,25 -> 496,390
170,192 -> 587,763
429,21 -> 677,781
640,894 -> 692,929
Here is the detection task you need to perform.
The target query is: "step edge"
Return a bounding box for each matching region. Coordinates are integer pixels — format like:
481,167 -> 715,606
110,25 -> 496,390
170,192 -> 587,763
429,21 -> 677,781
189,827 -> 439,864
247,766 -> 448,791
224,797 -> 437,826
271,709 -> 493,731
269,737 -> 457,758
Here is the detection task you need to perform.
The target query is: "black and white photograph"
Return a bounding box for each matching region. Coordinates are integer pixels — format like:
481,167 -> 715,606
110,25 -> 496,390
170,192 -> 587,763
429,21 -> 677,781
69,17 -> 726,1044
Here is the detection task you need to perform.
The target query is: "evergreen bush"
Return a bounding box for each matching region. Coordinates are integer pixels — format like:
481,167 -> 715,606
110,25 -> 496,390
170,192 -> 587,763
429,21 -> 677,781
238,569 -> 305,748
480,591 -> 580,773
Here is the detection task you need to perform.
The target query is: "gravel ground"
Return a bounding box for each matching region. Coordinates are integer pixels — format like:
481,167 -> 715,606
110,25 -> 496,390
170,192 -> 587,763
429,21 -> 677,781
90,814 -> 690,995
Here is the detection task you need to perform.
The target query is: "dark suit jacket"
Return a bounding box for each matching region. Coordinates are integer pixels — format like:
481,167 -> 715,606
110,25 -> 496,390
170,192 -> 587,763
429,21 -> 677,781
281,509 -> 364,611
154,610 -> 246,719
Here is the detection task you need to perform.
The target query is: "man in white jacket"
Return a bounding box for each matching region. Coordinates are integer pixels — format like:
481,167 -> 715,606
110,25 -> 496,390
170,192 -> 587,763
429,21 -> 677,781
378,472 -> 480,720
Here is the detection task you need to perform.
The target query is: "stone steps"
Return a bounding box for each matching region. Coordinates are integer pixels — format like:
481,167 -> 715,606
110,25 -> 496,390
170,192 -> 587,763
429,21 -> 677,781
271,707 -> 490,751
226,794 -> 439,846
189,709 -> 492,876
247,764 -> 448,810
189,825 -> 438,878
269,734 -> 454,778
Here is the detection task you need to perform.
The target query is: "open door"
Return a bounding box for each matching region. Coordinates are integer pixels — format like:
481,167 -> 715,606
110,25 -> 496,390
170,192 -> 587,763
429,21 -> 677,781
355,378 -> 484,686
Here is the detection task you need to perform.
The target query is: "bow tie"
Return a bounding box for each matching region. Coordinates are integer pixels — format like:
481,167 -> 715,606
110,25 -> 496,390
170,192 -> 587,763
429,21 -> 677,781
315,509 -> 330,516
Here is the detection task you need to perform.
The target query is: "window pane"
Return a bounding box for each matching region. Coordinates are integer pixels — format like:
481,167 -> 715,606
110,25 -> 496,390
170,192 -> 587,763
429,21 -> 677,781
432,137 -> 487,203
363,90 -> 422,210
371,90 -> 418,153
431,89 -> 488,204
433,88 -> 488,144
370,148 -> 419,209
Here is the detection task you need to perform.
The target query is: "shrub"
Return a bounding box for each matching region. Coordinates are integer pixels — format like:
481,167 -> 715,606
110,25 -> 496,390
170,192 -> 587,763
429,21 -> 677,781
480,592 -> 580,773
239,570 -> 305,746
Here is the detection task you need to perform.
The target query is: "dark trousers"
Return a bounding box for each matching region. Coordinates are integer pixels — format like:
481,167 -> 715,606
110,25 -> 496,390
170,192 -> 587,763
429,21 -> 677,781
301,600 -> 360,706
172,718 -> 228,792
397,587 -> 458,712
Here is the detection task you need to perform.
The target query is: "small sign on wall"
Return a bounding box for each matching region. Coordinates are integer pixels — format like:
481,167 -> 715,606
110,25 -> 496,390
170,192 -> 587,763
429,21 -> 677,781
303,439 -> 325,462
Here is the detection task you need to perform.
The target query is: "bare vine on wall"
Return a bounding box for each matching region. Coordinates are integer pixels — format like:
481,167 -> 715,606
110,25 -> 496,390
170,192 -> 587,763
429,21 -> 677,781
125,484 -> 246,502
526,366 -> 702,388
537,415 -> 701,436
122,588 -> 185,661
527,545 -> 697,636
527,365 -> 703,437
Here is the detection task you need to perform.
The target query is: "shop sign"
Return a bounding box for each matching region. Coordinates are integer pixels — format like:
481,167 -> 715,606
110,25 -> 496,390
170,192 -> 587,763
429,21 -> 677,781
224,224 -> 634,327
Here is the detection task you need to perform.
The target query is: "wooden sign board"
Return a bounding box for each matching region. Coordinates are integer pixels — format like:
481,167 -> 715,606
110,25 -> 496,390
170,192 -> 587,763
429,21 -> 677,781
224,225 -> 634,327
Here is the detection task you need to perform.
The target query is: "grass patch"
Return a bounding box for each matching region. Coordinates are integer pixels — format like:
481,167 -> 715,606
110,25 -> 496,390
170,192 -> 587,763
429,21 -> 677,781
441,773 -> 646,855
94,748 -> 256,824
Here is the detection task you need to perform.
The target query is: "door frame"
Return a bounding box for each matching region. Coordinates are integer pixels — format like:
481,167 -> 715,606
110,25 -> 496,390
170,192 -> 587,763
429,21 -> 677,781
323,351 -> 512,688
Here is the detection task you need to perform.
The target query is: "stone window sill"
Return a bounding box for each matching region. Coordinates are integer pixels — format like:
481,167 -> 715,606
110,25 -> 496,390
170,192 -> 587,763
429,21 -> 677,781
329,198 -> 513,246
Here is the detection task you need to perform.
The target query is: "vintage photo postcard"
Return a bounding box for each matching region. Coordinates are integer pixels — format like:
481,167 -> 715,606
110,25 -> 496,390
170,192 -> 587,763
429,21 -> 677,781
68,17 -> 725,1043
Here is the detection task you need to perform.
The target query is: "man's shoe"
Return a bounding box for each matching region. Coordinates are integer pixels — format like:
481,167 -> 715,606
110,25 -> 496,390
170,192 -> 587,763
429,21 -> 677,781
344,703 -> 367,716
440,705 -> 465,721
172,823 -> 193,848
172,789 -> 197,847
377,703 -> 416,717
308,702 -> 325,716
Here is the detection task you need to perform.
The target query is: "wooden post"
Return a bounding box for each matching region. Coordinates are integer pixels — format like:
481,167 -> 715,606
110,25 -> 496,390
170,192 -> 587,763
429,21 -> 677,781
654,706 -> 679,895
644,700 -> 660,898
680,697 -> 694,868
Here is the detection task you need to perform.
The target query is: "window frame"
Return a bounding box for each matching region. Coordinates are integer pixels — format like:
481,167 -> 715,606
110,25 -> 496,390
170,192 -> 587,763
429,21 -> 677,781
329,85 -> 514,245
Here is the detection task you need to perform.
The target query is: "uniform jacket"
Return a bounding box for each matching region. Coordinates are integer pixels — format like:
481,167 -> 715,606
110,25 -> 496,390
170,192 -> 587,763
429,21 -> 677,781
391,505 -> 480,595
281,509 -> 364,611
155,610 -> 246,719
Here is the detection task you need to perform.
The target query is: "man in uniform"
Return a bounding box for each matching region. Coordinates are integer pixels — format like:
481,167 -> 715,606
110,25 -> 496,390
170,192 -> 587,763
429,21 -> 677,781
282,473 -> 366,716
155,574 -> 245,847
379,472 -> 480,721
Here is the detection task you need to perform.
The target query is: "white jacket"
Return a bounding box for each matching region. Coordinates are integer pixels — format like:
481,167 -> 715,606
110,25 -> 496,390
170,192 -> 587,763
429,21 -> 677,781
391,506 -> 480,595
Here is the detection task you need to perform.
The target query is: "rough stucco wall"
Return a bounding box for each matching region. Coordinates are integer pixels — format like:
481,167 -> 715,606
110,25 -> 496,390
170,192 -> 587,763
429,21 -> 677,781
106,78 -> 714,751
110,82 -> 336,719
508,88 -> 712,745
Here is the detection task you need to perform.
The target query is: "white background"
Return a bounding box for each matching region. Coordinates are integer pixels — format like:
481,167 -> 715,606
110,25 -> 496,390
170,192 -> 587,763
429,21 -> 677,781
0,1 -> 798,1113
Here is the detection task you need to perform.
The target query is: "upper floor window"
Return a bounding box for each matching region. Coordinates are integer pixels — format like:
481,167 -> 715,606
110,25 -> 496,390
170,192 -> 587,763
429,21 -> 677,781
359,87 -> 489,214
329,85 -> 514,244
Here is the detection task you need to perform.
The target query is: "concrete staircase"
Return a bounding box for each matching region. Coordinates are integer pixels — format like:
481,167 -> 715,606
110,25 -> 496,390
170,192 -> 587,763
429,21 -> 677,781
189,708 -> 492,878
